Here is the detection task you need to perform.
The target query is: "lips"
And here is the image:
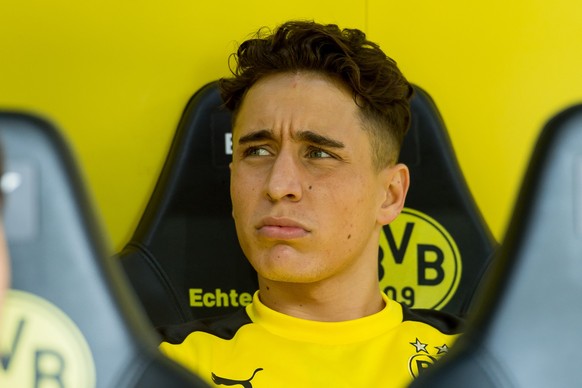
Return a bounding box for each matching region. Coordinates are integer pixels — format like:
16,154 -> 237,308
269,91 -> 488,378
256,217 -> 310,239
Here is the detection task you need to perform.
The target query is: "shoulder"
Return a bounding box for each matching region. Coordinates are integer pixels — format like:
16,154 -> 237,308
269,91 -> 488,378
400,304 -> 465,335
158,307 -> 253,345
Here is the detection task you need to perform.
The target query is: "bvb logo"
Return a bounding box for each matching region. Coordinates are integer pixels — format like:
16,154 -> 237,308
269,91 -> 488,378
408,354 -> 438,378
378,208 -> 461,310
0,290 -> 95,387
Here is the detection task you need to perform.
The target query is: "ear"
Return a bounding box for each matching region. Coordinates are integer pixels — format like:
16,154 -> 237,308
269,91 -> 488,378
377,163 -> 410,225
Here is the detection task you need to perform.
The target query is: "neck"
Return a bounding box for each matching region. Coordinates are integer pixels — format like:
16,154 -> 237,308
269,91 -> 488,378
257,273 -> 384,322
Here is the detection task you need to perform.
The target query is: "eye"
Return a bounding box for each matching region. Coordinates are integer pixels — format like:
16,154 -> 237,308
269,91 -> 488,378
306,147 -> 333,159
243,146 -> 271,157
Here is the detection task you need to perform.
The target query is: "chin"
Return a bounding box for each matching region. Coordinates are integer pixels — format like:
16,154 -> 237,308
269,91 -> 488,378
248,246 -> 331,283
256,261 -> 329,284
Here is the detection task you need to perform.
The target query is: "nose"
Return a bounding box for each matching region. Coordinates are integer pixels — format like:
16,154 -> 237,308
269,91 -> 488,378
265,151 -> 303,202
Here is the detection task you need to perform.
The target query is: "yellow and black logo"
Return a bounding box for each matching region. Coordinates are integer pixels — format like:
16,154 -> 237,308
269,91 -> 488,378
379,208 -> 461,310
0,289 -> 95,387
407,338 -> 450,378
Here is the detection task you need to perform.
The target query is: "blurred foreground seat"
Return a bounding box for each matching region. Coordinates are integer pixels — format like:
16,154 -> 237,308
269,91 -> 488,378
0,113 -> 208,387
410,104 -> 582,387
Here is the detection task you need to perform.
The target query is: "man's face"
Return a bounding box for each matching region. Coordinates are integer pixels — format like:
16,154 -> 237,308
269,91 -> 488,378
230,72 -> 407,285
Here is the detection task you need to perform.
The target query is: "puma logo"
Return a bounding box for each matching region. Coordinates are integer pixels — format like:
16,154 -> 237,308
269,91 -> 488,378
211,368 -> 264,388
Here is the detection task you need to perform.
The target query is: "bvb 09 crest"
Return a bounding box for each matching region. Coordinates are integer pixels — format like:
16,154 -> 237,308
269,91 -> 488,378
378,208 -> 461,310
0,290 -> 95,387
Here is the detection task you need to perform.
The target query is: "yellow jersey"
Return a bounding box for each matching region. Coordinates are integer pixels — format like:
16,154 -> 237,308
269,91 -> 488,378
159,292 -> 462,388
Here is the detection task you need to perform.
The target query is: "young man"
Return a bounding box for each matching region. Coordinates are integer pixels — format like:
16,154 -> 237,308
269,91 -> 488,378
160,20 -> 462,387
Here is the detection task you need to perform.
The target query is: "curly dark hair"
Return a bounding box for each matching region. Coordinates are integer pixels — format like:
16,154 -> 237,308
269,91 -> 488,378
219,20 -> 413,168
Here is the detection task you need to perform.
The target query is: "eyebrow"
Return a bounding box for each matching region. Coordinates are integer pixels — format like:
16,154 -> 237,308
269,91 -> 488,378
295,130 -> 345,149
238,129 -> 275,145
238,129 -> 345,150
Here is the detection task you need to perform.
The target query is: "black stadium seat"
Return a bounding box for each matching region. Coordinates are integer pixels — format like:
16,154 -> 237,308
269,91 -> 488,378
394,86 -> 496,316
410,104 -> 582,388
119,82 -> 496,327
0,113 -> 208,387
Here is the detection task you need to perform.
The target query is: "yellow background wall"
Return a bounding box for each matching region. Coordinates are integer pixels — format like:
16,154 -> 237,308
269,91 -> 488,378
1,1 -> 581,251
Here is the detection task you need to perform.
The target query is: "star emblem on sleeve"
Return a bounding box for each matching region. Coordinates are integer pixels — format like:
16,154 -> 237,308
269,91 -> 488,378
435,344 -> 449,354
410,338 -> 428,353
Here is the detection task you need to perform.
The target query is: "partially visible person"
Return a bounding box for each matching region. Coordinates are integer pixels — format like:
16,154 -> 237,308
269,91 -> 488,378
0,223 -> 8,319
0,145 -> 10,321
160,20 -> 463,387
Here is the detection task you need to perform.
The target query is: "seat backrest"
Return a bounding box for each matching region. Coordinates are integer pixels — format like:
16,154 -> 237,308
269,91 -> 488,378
0,113 -> 208,387
409,104 -> 582,388
119,82 -> 496,327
